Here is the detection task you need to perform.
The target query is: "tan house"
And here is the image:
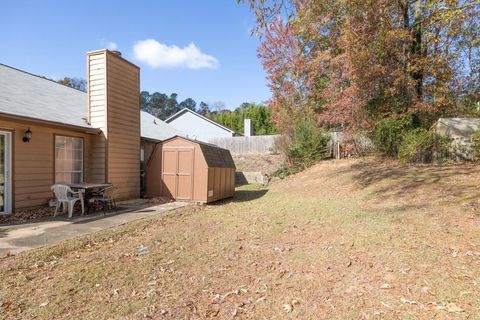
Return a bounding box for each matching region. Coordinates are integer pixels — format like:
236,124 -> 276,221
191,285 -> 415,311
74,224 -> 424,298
0,49 -> 179,214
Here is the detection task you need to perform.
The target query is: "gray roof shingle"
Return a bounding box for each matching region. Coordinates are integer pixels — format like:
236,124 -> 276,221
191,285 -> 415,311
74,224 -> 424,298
199,143 -> 236,168
141,111 -> 184,141
0,63 -> 181,141
0,64 -> 91,128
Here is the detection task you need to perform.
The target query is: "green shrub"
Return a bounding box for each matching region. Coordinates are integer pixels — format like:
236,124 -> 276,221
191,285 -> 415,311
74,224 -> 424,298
398,128 -> 450,163
274,118 -> 330,178
470,129 -> 480,161
373,115 -> 415,156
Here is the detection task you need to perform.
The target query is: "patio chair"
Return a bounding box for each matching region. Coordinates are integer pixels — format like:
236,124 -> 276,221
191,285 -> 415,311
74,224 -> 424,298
89,186 -> 117,216
50,184 -> 85,218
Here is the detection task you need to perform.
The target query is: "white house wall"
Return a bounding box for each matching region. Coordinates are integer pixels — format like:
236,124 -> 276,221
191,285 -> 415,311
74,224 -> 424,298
168,112 -> 233,142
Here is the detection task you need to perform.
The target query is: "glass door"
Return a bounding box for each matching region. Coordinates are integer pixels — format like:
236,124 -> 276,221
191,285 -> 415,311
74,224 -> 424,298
0,131 -> 11,214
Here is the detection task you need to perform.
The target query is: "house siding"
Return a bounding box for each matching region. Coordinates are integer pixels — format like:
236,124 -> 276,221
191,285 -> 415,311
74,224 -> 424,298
0,117 -> 94,210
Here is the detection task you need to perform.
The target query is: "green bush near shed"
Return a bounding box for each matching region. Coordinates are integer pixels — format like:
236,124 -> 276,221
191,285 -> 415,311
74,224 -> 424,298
373,115 -> 415,157
470,129 -> 480,161
398,128 -> 450,163
274,117 -> 330,178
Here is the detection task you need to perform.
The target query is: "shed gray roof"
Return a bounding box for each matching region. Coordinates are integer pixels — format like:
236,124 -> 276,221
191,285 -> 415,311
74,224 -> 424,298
433,118 -> 480,138
199,143 -> 236,168
0,63 -> 180,141
0,64 -> 91,129
162,135 -> 236,168
141,111 -> 184,141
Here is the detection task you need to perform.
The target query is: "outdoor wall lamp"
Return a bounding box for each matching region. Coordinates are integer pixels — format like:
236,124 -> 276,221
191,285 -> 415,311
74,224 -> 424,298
22,128 -> 32,143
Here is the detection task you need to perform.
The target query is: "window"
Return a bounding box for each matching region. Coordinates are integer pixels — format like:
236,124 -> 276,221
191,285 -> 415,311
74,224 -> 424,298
55,136 -> 83,183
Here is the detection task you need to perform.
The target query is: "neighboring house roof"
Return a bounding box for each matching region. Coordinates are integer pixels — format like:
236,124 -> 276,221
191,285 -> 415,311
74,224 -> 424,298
0,63 -> 93,130
432,118 -> 480,139
0,63 -> 179,141
165,108 -> 235,134
140,111 -> 184,141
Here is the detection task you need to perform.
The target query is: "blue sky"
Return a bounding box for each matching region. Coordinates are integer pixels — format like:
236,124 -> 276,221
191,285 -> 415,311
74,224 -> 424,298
0,1 -> 270,109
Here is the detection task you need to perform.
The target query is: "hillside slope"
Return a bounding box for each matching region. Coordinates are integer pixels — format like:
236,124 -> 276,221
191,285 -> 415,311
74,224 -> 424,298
1,157 -> 479,319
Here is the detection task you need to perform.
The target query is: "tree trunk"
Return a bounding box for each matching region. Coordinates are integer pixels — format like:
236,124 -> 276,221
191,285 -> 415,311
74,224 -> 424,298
411,0 -> 424,101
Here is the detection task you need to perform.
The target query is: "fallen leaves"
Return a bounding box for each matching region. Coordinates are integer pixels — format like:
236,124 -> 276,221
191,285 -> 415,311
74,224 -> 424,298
400,297 -> 417,305
445,302 -> 464,313
380,283 -> 392,289
282,303 -> 293,313
137,244 -> 149,256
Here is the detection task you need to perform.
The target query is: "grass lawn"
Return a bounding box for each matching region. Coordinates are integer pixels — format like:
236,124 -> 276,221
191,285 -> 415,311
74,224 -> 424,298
1,157 -> 480,319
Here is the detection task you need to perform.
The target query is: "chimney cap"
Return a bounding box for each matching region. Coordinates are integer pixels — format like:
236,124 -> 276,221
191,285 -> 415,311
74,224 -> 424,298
111,50 -> 122,56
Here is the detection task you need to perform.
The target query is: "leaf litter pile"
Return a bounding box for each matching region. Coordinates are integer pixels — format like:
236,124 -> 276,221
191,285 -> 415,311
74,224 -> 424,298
1,157 -> 479,319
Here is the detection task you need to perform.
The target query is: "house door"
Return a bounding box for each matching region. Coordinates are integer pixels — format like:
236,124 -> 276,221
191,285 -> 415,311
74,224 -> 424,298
0,131 -> 12,214
161,148 -> 194,200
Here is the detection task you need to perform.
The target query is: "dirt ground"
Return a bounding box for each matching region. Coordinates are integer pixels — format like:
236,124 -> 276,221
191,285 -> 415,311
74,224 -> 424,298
1,157 -> 479,319
232,153 -> 284,175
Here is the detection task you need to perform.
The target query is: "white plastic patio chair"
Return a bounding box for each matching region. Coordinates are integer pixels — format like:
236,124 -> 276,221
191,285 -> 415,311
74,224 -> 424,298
50,184 -> 85,218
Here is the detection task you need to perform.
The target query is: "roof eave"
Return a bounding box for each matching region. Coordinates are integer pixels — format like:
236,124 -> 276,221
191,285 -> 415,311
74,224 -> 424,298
141,136 -> 162,143
0,112 -> 100,134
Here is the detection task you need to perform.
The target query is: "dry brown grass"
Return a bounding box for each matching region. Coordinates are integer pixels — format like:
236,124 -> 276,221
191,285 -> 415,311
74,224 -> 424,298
1,157 -> 480,319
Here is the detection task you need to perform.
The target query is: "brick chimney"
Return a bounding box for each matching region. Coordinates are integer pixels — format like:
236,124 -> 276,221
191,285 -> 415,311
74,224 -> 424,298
86,49 -> 140,200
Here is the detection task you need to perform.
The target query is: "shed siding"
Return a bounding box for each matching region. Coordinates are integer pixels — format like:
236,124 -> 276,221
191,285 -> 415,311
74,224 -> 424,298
167,111 -> 233,142
146,136 -> 235,203
0,117 -> 93,210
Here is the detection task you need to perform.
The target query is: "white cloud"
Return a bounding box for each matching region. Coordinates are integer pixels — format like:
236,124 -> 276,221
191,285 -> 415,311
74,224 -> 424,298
133,39 -> 219,70
106,41 -> 118,50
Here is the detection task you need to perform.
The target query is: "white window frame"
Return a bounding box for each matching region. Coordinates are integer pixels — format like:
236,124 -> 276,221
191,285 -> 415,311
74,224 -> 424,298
0,131 -> 12,215
54,135 -> 84,184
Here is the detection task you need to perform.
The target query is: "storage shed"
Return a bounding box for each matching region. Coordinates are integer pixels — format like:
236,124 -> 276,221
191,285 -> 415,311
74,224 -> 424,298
432,118 -> 480,160
146,136 -> 236,203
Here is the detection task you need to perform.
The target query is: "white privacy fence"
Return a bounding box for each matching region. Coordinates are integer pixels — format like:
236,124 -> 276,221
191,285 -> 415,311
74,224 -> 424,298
208,135 -> 280,154
209,132 -> 373,156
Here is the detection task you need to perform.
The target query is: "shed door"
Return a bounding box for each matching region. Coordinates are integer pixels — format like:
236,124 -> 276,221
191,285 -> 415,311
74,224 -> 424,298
161,150 -> 177,199
176,149 -> 193,200
161,148 -> 194,200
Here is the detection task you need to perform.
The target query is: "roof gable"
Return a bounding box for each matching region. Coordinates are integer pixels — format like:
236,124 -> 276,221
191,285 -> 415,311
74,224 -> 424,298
165,108 -> 235,133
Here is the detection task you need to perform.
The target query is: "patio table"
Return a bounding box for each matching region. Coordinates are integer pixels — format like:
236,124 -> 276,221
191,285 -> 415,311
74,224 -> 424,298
69,183 -> 112,213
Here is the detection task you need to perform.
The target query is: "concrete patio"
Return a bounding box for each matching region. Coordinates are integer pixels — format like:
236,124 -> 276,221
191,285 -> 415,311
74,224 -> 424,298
0,200 -> 188,257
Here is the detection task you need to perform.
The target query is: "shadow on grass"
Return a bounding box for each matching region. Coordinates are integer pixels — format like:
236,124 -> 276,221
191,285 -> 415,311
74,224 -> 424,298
210,189 -> 269,205
234,189 -> 269,202
333,157 -> 480,205
0,202 -> 158,228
